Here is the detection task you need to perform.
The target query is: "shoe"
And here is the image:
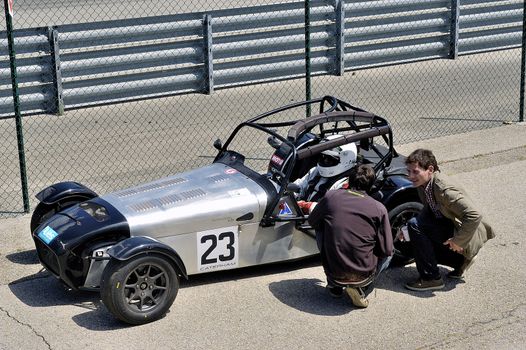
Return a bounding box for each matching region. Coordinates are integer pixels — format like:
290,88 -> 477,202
405,277 -> 445,291
326,285 -> 344,298
448,256 -> 477,279
345,287 -> 369,308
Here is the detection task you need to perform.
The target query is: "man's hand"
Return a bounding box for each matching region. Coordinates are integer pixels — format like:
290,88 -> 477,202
297,200 -> 316,214
395,228 -> 405,242
443,238 -> 464,254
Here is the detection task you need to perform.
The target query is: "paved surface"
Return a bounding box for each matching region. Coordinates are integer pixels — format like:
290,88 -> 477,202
1,123 -> 526,349
1,49 -> 520,213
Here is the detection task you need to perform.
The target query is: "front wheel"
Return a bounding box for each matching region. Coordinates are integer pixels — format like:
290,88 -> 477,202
388,201 -> 423,265
101,254 -> 179,325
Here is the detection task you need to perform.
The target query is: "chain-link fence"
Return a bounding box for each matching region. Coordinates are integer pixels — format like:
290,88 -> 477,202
1,0 -> 524,215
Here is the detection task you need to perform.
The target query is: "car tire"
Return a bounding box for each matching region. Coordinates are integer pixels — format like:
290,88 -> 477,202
388,201 -> 423,266
100,254 -> 179,325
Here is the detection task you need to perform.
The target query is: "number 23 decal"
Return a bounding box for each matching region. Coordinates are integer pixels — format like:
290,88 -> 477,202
197,227 -> 239,271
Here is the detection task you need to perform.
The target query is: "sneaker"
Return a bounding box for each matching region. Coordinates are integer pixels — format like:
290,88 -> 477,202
405,277 -> 445,291
326,285 -> 344,298
448,256 -> 477,279
345,287 -> 369,308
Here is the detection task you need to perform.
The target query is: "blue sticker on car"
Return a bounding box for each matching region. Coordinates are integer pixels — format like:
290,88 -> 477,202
38,226 -> 59,244
278,202 -> 293,216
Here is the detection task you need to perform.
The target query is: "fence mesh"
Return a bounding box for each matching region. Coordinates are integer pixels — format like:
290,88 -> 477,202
0,0 -> 523,215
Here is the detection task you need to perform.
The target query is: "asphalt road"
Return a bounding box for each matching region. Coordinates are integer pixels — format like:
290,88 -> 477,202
1,124 -> 526,349
0,49 -> 520,214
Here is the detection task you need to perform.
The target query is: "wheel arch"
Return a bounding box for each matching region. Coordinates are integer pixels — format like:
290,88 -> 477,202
107,236 -> 188,280
382,183 -> 421,212
35,181 -> 98,205
31,182 -> 99,233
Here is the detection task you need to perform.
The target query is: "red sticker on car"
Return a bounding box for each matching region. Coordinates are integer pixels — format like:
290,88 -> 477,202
271,154 -> 284,166
225,168 -> 237,174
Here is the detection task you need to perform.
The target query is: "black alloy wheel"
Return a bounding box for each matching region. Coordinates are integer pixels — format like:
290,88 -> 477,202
101,254 -> 179,325
388,201 -> 423,265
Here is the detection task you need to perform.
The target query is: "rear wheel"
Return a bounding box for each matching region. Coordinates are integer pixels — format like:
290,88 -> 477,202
101,254 -> 179,325
388,201 -> 423,265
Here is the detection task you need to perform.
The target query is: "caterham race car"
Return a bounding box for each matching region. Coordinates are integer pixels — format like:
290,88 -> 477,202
31,96 -> 422,324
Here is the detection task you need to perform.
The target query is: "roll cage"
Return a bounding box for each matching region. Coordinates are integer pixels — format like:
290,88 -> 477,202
213,96 -> 396,226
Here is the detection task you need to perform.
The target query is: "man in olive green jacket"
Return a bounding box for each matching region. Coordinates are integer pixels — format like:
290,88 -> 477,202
403,149 -> 495,291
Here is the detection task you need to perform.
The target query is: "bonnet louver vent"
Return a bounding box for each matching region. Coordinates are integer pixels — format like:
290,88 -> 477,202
179,188 -> 206,200
208,174 -> 230,182
128,188 -> 206,212
158,193 -> 182,206
116,177 -> 187,197
128,200 -> 157,212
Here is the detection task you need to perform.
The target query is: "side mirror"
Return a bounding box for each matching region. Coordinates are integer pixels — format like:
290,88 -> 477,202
286,182 -> 300,193
213,139 -> 222,150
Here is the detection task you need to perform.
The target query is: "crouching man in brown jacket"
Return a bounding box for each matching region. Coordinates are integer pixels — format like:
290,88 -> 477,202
404,149 -> 495,291
306,164 -> 393,308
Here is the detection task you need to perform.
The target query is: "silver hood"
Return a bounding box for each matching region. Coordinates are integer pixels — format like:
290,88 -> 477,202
101,163 -> 270,239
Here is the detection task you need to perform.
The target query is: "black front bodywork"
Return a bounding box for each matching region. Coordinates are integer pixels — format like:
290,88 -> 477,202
32,197 -> 130,289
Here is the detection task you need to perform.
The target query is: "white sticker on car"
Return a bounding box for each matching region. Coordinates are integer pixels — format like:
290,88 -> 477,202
197,226 -> 239,272
278,202 -> 293,216
228,188 -> 251,197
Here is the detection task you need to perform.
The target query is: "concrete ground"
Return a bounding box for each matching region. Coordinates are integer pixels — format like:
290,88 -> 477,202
1,123 -> 526,349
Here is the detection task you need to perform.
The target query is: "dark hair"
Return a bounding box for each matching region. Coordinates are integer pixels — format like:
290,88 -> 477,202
348,164 -> 376,192
404,148 -> 440,172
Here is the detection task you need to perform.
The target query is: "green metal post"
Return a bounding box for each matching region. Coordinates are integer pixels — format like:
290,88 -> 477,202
305,0 -> 311,117
520,0 -> 526,122
4,0 -> 30,212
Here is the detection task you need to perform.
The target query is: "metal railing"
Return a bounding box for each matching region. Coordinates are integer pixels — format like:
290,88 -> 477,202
0,0 -> 522,118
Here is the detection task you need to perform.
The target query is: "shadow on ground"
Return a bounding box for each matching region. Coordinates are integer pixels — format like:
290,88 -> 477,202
6,253 -> 465,329
269,278 -> 354,316
7,256 -> 322,330
268,264 -> 466,315
6,249 -> 39,265
370,265 -> 465,297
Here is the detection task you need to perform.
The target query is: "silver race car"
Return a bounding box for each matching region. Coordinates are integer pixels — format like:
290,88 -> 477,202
30,96 -> 422,324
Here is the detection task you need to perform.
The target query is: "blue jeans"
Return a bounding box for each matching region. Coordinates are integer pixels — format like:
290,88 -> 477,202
407,206 -> 464,280
361,256 -> 392,296
377,256 -> 392,275
327,255 -> 392,297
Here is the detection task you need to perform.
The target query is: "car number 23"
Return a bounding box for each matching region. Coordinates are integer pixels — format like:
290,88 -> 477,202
197,226 -> 239,272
